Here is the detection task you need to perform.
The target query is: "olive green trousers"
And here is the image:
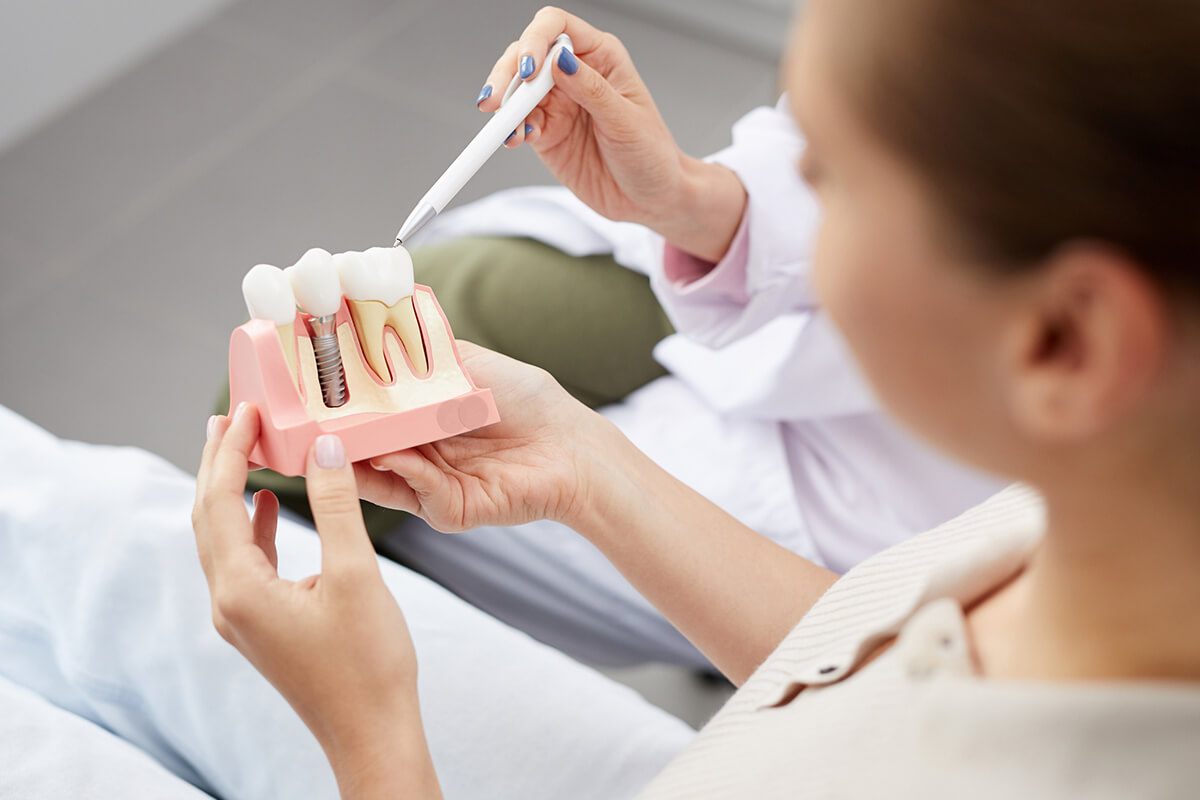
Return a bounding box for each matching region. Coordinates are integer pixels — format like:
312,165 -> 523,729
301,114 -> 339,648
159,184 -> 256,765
216,237 -> 674,536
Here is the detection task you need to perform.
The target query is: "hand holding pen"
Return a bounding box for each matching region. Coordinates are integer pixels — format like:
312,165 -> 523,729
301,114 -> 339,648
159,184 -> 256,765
399,7 -> 747,264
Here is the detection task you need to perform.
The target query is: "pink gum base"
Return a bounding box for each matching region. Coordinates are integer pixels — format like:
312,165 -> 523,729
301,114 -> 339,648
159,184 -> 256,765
228,284 -> 500,477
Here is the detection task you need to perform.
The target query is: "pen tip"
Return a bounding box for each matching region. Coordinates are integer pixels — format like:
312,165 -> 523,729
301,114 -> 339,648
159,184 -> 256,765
395,202 -> 438,246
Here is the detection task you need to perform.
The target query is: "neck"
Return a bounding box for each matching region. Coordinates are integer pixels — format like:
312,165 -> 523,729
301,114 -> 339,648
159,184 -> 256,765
972,462 -> 1200,683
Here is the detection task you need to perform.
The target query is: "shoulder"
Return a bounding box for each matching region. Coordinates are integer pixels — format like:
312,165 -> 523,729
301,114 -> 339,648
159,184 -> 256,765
809,483 -> 1044,623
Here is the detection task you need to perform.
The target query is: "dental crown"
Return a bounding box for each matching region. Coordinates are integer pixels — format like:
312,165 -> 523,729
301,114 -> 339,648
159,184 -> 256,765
241,264 -> 297,326
285,247 -> 341,318
334,247 -> 414,306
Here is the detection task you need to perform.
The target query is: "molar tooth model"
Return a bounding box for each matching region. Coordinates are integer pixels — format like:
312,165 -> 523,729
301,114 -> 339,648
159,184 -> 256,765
230,244 -> 500,476
334,247 -> 427,380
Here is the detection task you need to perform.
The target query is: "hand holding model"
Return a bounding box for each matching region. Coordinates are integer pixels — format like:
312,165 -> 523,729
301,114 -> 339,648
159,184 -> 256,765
194,406 -> 442,800
356,340 -> 834,685
353,341 -> 611,532
482,6 -> 748,262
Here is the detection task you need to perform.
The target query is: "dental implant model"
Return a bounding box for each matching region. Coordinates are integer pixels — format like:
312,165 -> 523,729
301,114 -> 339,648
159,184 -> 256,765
286,248 -> 348,408
228,243 -> 500,476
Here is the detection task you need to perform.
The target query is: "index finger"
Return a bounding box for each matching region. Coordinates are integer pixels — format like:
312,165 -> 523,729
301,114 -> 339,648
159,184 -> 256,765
193,413 -> 229,573
516,6 -> 609,81
208,403 -> 261,498
198,404 -> 265,571
196,414 -> 228,499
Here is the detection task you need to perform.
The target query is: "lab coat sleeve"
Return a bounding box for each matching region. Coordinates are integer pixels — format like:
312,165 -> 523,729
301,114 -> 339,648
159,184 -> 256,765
650,96 -> 822,349
649,96 -> 881,420
410,95 -> 878,421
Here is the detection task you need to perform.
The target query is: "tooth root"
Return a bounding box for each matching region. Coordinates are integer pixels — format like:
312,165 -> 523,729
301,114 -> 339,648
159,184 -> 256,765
346,297 -> 428,381
276,321 -> 299,384
387,296 -> 428,376
347,300 -> 393,383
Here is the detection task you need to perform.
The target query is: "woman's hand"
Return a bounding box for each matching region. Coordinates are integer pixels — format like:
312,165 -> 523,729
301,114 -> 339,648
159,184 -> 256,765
356,344 -> 837,685
480,6 -> 746,262
192,406 -> 441,799
354,341 -> 614,533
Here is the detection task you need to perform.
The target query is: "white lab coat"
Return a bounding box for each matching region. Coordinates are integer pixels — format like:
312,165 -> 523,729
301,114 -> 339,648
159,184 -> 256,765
394,98 -> 1004,666
386,97 -> 1003,666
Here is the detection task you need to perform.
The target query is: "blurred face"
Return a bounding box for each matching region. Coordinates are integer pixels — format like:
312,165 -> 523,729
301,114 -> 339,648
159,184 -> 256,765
785,0 -> 1030,474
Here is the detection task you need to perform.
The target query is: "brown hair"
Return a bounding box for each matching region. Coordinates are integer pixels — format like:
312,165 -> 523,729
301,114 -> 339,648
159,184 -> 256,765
844,0 -> 1200,296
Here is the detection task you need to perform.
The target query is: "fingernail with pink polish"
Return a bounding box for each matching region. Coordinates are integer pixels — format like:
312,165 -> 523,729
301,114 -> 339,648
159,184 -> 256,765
206,415 -> 218,441
316,434 -> 345,469
233,402 -> 248,422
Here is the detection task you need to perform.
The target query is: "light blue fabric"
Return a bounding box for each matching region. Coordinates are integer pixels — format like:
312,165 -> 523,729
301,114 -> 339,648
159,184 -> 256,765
0,406 -> 692,799
0,673 -> 211,799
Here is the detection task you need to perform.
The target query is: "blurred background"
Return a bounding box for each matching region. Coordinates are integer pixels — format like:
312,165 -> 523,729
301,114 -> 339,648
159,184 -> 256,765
0,0 -> 785,725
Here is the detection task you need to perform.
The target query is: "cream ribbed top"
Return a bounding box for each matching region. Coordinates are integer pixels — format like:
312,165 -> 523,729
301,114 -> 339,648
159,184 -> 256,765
640,485 -> 1200,799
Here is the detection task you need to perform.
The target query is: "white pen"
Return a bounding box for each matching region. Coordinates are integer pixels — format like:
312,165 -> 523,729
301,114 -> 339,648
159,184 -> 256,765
394,34 -> 575,245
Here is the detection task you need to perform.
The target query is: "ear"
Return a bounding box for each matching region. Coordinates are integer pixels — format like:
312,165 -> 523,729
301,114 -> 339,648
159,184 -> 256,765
1003,245 -> 1169,443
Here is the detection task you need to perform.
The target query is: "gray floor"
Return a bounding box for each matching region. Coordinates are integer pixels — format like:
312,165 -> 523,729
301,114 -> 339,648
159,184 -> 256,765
0,0 -> 778,727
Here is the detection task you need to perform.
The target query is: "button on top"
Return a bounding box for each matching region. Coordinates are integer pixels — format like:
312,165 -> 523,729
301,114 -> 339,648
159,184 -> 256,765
895,599 -> 974,679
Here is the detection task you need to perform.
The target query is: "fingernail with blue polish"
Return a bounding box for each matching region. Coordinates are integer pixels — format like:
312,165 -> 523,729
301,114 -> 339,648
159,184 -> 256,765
475,84 -> 492,105
505,130 -> 517,143
519,55 -> 535,79
557,48 -> 578,75
524,123 -> 533,136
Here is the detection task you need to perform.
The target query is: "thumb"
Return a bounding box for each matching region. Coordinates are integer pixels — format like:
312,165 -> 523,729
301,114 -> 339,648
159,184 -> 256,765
552,47 -> 633,126
305,434 -> 377,573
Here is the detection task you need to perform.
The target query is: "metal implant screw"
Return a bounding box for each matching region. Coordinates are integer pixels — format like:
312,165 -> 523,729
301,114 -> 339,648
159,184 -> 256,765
306,314 -> 348,408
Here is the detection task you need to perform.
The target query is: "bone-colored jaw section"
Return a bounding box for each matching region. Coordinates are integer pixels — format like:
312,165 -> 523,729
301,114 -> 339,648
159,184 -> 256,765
346,297 -> 428,382
295,288 -> 471,422
276,321 -> 298,380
